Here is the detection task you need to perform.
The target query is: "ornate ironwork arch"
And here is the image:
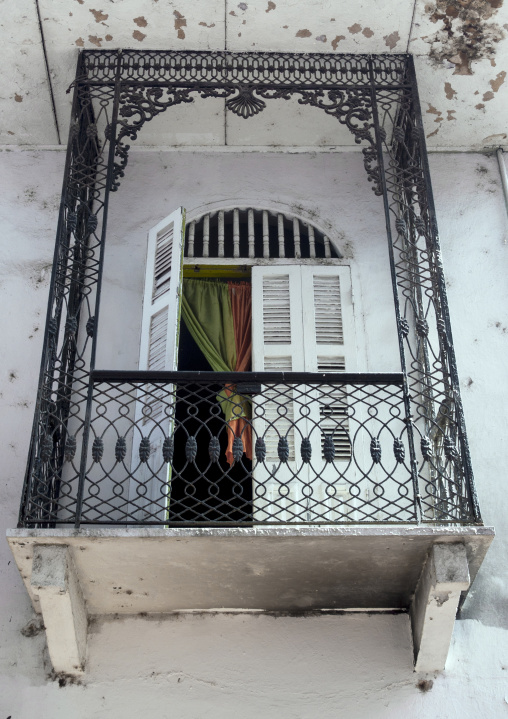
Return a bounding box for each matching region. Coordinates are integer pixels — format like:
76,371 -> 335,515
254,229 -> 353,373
111,84 -> 378,193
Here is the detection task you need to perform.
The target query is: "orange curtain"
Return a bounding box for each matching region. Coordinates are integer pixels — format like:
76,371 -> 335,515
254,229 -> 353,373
225,281 -> 253,465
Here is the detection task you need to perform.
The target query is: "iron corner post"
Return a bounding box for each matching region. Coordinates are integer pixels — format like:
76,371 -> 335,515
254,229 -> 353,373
74,50 -> 124,528
406,56 -> 481,524
367,55 -> 422,523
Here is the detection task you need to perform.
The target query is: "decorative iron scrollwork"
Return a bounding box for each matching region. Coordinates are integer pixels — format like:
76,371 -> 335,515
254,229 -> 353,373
393,438 -> 405,463
278,436 -> 290,463
370,437 -> 382,464
209,436 -> 220,463
115,436 -> 126,462
163,436 -> 174,463
255,437 -> 266,462
92,437 -> 104,462
185,435 -> 198,463
301,437 -> 312,463
139,436 -> 151,463
64,435 -> 77,462
323,435 -> 335,463
232,436 -> 244,463
226,86 -> 266,118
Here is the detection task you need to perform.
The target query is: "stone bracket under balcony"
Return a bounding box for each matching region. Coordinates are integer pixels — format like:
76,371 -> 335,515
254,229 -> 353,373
7,524 -> 493,674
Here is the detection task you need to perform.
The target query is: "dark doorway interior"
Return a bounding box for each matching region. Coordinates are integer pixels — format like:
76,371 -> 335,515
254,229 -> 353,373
169,317 -> 253,523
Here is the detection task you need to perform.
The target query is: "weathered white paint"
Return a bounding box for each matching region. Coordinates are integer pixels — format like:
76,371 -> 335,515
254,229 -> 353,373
411,543 -> 470,673
2,1 -> 507,149
30,545 -> 87,675
1,148 -> 508,714
0,0 -> 58,145
8,526 -> 493,620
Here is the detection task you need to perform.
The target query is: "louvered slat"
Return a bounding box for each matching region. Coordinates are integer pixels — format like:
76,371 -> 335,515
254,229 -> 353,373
313,275 -> 343,344
144,308 -> 169,423
263,275 -> 291,344
152,226 -> 174,302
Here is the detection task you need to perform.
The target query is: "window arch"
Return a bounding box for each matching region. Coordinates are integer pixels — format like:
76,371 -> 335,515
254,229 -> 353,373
184,207 -> 341,261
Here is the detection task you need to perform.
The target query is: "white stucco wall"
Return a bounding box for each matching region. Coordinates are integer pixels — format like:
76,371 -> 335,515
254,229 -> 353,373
1,148 -> 508,717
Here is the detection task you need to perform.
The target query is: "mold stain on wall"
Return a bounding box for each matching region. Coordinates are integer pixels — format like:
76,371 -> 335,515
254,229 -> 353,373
424,0 -> 505,74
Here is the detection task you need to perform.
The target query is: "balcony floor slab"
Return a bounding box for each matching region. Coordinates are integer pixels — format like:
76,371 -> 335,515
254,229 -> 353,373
7,525 -> 494,615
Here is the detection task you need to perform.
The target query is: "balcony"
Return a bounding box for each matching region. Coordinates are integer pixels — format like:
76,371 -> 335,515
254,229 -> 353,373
17,370 -> 480,527
7,50 -> 494,675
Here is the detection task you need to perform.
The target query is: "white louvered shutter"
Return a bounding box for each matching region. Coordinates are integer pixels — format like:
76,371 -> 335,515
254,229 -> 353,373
251,266 -> 307,520
129,207 -> 185,521
300,266 -> 355,462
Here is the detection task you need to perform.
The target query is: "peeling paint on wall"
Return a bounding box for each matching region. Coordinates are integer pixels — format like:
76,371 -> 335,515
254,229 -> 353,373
266,1 -> 276,12
383,31 -> 400,49
331,35 -> 346,50
174,10 -> 187,40
295,29 -> 312,38
348,23 -> 362,34
88,35 -> 102,47
133,17 -> 148,28
490,70 -> 507,91
89,9 -> 108,23
424,0 -> 505,75
132,30 -> 146,42
444,82 -> 457,99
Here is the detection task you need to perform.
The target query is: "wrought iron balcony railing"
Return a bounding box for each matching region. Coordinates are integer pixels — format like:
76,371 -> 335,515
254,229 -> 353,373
19,371 -> 478,527
17,52 -> 482,530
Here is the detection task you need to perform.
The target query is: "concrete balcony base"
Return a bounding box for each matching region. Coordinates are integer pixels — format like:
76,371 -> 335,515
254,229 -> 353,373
7,525 -> 493,674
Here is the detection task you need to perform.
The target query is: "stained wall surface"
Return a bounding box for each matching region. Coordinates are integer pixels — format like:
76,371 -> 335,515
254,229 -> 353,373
1,148 -> 508,717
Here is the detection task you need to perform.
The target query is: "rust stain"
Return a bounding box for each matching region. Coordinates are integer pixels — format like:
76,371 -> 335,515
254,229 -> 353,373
134,16 -> 147,27
362,27 -> 374,38
88,35 -> 103,47
383,31 -> 400,49
199,22 -> 216,27
14,94 -> 23,102
348,23 -> 362,34
296,29 -> 312,38
425,0 -> 505,75
482,89 -> 495,100
133,30 -> 146,42
444,81 -> 457,99
174,10 -> 187,39
105,34 -> 113,41
475,102 -> 486,108
316,35 -> 327,42
90,9 -> 108,23
490,70 -> 506,91
75,37 -> 84,47
266,1 -> 276,11
446,109 -> 456,119
331,35 -> 346,50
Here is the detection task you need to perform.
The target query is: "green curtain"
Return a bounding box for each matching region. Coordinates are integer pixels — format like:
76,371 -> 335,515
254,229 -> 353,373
181,278 -> 248,422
